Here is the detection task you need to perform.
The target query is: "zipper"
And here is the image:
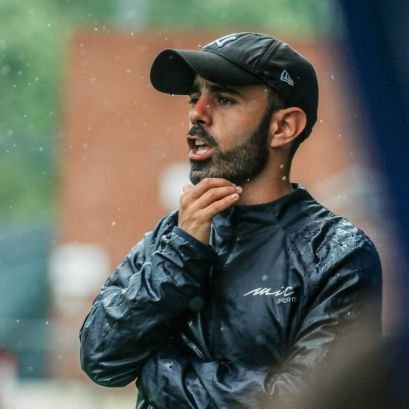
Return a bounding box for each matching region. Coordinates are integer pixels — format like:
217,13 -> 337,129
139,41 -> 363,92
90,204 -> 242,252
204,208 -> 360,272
211,207 -> 238,351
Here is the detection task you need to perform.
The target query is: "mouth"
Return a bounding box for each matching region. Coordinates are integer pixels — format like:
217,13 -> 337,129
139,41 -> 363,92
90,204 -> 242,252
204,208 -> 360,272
187,136 -> 214,161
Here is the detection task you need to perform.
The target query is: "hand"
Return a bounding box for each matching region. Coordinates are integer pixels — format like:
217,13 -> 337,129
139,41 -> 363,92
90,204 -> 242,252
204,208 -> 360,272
178,178 -> 242,244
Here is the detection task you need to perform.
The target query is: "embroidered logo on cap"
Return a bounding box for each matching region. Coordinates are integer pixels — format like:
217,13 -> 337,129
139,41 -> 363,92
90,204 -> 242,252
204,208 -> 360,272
204,34 -> 238,48
280,69 -> 294,86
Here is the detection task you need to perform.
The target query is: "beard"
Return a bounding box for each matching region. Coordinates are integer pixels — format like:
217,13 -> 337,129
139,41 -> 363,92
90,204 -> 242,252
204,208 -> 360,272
188,104 -> 274,186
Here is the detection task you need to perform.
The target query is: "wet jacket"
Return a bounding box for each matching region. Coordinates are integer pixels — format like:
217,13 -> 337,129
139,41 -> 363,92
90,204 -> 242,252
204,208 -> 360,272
80,184 -> 382,408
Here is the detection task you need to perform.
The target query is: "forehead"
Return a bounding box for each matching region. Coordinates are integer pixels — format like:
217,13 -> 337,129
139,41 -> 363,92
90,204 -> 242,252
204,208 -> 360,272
190,75 -> 268,96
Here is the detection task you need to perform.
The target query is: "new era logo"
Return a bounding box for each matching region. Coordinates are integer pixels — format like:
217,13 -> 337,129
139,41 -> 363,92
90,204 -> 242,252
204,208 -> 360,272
280,69 -> 294,86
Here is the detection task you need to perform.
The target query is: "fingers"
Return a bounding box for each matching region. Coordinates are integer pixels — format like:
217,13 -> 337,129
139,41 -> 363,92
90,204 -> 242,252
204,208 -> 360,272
194,184 -> 242,212
178,178 -> 242,243
180,178 -> 241,215
183,178 -> 237,200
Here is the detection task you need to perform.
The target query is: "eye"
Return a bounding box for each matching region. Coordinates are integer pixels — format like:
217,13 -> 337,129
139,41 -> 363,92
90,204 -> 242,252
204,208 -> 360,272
188,95 -> 199,106
216,96 -> 235,106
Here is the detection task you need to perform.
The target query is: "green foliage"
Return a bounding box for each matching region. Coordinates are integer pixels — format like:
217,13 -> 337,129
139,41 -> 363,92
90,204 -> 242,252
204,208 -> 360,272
148,0 -> 331,37
0,0 -> 114,224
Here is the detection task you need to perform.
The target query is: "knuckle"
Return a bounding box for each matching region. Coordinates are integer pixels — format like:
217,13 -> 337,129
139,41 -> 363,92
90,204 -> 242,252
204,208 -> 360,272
205,189 -> 218,201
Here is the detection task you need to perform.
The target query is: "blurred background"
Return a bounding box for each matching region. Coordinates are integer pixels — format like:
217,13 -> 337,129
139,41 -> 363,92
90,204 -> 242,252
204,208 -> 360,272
0,0 -> 407,408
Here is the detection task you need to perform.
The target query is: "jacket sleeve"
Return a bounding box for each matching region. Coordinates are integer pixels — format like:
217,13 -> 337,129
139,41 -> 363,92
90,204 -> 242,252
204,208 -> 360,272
139,241 -> 382,409
79,214 -> 216,387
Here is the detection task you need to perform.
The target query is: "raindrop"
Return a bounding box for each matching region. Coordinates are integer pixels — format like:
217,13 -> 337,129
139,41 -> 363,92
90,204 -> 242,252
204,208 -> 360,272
111,221 -> 117,226
281,176 -> 287,181
262,275 -> 268,281
279,164 -> 284,169
330,73 -> 335,80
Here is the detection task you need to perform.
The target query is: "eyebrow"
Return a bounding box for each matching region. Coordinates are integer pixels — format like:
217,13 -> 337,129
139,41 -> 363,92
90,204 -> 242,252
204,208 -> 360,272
189,81 -> 243,97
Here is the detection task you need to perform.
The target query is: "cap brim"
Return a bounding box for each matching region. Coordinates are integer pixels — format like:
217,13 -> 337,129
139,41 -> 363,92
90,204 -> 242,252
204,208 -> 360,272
150,49 -> 261,95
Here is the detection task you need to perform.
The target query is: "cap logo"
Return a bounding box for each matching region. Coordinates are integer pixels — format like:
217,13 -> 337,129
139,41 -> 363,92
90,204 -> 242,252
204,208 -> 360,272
280,69 -> 294,86
204,34 -> 238,48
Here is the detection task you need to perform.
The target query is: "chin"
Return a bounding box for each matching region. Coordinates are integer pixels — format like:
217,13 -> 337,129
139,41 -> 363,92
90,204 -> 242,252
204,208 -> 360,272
189,170 -> 205,185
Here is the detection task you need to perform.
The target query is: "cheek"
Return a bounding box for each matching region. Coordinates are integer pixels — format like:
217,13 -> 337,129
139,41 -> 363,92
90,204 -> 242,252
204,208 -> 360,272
245,99 -> 264,114
214,117 -> 258,150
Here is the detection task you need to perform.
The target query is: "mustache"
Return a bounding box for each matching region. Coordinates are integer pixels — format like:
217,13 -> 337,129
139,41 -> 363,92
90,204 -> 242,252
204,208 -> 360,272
187,126 -> 217,147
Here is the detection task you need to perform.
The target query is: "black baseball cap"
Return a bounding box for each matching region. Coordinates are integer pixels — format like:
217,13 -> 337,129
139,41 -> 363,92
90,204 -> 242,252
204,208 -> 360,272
150,32 -> 319,131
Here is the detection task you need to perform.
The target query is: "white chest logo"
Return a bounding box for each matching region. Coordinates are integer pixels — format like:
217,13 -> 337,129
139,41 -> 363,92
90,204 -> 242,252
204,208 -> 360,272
243,286 -> 297,304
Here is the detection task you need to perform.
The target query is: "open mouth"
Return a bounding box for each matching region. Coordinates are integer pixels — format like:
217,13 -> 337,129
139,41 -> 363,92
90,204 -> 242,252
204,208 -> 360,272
187,136 -> 214,160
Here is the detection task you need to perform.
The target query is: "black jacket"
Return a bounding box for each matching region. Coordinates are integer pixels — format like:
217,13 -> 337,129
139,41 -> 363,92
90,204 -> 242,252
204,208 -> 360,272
80,185 -> 382,408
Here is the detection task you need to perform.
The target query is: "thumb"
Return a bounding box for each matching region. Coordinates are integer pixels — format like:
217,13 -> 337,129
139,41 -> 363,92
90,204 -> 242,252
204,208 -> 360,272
182,184 -> 193,193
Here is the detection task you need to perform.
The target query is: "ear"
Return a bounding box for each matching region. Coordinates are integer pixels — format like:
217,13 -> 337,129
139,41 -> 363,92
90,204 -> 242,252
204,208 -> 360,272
269,107 -> 307,149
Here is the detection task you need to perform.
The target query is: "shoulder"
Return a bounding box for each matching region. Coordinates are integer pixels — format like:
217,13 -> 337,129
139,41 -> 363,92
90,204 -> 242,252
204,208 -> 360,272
286,190 -> 381,276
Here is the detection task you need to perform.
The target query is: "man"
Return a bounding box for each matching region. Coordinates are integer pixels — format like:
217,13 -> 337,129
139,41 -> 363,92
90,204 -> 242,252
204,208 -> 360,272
80,32 -> 382,408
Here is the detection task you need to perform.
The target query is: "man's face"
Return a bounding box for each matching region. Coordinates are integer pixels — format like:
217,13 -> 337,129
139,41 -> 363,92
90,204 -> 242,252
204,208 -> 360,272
187,76 -> 274,186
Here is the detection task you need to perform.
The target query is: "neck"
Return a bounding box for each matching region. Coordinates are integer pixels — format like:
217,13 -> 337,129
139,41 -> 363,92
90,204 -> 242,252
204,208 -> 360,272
236,156 -> 293,205
237,174 -> 293,205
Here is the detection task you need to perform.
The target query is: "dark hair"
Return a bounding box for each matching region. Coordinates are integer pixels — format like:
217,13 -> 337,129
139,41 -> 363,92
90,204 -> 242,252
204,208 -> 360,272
267,87 -> 313,159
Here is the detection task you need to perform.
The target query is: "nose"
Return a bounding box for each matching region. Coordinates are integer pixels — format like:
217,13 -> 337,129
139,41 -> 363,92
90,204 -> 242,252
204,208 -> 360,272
189,95 -> 212,126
